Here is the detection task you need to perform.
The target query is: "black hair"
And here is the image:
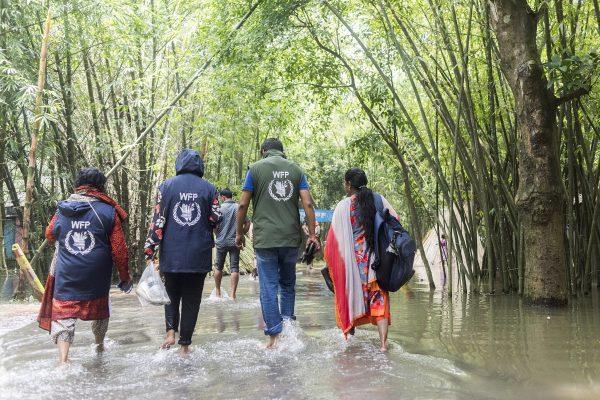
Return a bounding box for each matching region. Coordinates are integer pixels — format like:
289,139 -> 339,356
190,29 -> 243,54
75,167 -> 107,192
220,188 -> 233,198
260,138 -> 284,153
345,168 -> 376,251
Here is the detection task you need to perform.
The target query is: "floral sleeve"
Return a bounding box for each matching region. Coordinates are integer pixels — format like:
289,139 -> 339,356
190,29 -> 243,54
144,188 -> 166,260
45,214 -> 58,242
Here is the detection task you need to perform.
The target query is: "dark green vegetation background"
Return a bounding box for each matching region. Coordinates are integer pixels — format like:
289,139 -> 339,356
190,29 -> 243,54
1,0 -> 599,303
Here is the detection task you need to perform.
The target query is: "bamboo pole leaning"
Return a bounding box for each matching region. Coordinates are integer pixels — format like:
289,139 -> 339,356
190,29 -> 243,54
12,244 -> 45,300
105,0 -> 264,179
27,1 -> 265,272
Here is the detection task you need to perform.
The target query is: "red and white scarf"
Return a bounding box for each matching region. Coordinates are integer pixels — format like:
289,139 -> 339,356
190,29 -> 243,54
324,195 -> 398,335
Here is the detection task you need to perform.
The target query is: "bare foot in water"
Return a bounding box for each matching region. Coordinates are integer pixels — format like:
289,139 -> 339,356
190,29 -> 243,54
94,334 -> 105,353
179,345 -> 190,356
161,330 -> 176,349
380,341 -> 388,352
266,334 -> 278,349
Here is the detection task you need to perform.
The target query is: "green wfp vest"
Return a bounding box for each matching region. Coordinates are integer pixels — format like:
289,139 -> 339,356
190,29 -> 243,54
250,149 -> 304,248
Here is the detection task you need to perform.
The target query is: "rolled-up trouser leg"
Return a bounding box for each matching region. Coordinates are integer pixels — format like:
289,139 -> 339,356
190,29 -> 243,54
163,272 -> 182,333
178,272 -> 206,346
51,318 -> 77,344
214,247 -> 227,271
91,318 -> 109,342
228,247 -> 241,273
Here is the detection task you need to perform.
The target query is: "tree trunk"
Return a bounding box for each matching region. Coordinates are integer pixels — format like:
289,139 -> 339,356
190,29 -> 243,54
488,0 -> 567,305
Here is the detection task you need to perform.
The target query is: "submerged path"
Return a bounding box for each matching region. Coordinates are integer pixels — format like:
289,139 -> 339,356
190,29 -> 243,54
1,271 -> 599,400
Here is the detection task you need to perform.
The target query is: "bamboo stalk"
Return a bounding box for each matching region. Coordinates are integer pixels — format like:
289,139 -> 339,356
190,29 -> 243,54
0,108 -> 7,271
27,1 -> 264,266
518,223 -> 524,295
21,7 -> 51,254
105,0 -> 263,179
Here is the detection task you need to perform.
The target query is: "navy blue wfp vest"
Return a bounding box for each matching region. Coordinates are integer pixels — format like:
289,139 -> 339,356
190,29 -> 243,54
53,200 -> 115,301
159,150 -> 217,274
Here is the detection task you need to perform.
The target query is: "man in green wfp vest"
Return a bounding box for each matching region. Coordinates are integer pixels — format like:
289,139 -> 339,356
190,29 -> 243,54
236,138 -> 319,349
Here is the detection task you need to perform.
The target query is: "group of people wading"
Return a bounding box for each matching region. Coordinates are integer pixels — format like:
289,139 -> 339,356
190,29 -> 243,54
38,138 -> 398,363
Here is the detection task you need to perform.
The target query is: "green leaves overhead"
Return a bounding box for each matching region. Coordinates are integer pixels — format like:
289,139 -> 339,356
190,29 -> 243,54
545,51 -> 599,93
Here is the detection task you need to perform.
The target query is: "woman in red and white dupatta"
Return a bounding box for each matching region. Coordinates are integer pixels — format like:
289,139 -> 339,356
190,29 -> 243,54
324,168 -> 398,351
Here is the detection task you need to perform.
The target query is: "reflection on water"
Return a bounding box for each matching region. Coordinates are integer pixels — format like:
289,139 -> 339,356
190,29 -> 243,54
0,271 -> 599,400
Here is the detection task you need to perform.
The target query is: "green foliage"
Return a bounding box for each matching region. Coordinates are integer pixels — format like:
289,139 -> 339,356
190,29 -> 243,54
546,51 -> 599,92
1,0 -> 599,293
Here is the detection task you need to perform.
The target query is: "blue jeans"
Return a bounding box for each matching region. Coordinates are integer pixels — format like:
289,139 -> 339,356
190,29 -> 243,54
255,247 -> 298,336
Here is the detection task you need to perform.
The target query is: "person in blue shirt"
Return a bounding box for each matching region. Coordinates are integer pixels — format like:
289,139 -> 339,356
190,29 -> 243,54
236,138 -> 319,349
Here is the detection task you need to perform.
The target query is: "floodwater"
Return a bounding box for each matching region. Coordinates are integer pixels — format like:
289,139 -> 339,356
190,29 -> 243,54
1,268 -> 599,400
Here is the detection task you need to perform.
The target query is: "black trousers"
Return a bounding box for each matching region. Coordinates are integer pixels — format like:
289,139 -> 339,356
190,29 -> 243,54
163,272 -> 207,346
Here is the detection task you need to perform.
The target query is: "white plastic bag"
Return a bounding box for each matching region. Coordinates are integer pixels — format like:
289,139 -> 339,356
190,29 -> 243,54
135,262 -> 170,306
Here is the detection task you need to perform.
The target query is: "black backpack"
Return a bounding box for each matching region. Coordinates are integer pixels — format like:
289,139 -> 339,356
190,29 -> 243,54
372,194 -> 416,292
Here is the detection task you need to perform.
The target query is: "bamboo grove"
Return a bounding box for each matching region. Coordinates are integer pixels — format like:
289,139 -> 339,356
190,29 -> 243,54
1,0 -> 599,303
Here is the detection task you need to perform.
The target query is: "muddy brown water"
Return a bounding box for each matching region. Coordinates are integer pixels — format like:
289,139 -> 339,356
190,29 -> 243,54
0,269 -> 599,400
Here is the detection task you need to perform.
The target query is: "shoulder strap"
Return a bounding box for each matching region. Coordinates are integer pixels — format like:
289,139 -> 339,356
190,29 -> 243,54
86,200 -> 114,241
372,193 -> 385,261
83,198 -> 106,231
373,192 -> 384,214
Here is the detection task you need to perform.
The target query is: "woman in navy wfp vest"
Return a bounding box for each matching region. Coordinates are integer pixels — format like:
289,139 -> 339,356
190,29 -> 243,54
145,149 -> 221,355
37,168 -> 131,364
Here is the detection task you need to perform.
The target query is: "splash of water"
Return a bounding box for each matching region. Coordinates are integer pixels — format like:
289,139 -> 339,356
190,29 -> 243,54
271,319 -> 307,355
205,288 -> 231,303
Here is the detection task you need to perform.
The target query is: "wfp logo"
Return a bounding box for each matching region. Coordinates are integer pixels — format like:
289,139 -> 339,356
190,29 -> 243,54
173,192 -> 201,226
268,171 -> 294,202
65,221 -> 95,255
